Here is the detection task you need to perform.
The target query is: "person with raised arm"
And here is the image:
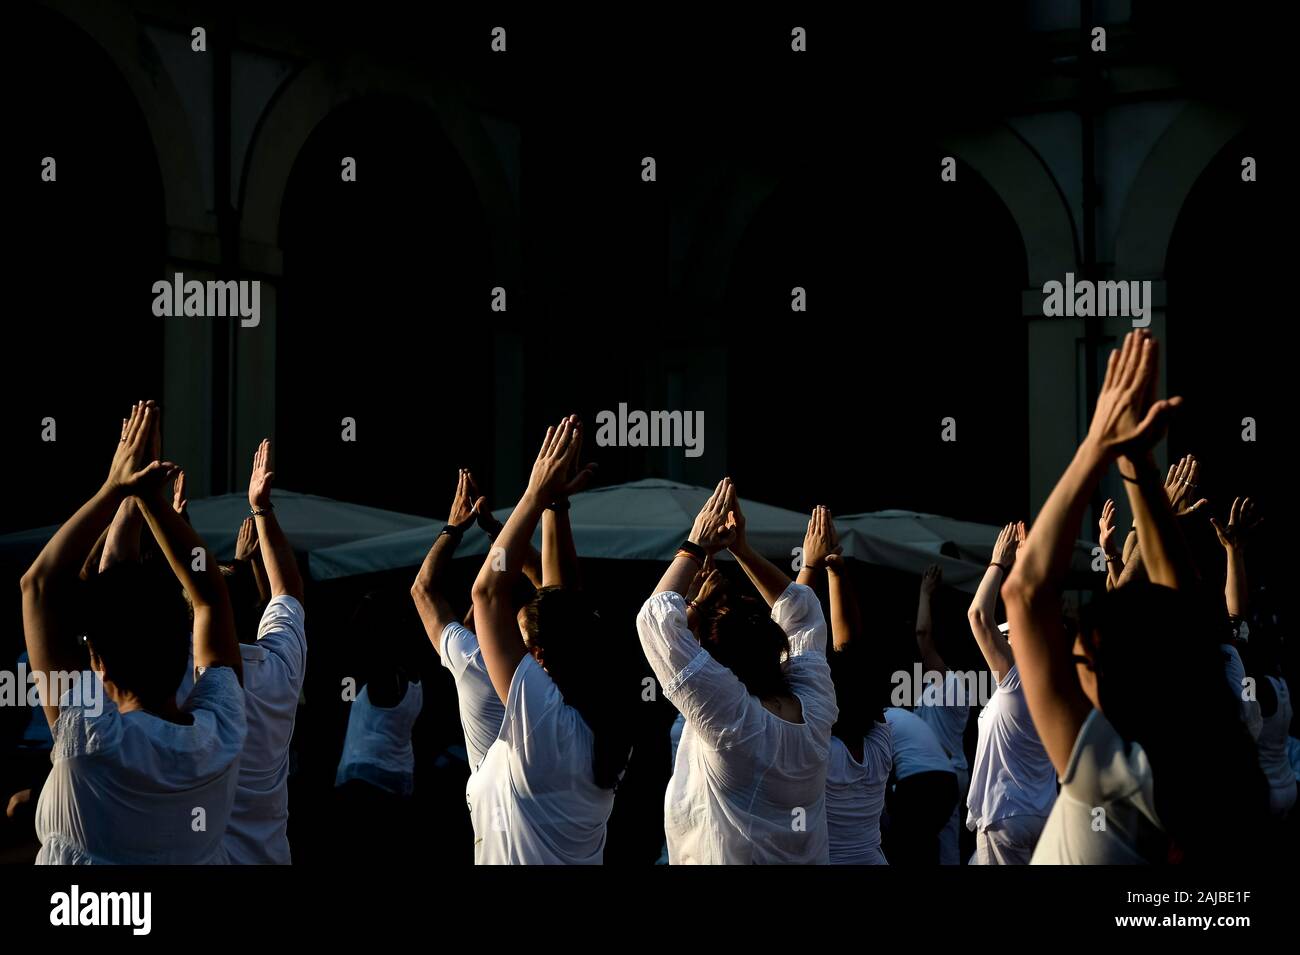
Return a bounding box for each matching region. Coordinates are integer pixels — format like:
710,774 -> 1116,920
1213,497 -> 1289,814
466,416 -> 633,864
1098,499 -> 1124,590
810,509 -> 893,865
411,469 -> 542,776
1001,330 -> 1268,863
203,438 -> 307,864
636,481 -> 838,864
963,522 -> 1058,864
905,563 -> 971,864
24,401 -> 246,864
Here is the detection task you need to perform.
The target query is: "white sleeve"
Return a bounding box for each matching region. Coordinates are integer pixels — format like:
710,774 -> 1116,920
636,592 -> 756,751
1222,645 -> 1262,740
500,655 -> 587,783
255,595 -> 307,693
440,622 -> 506,761
51,675 -> 122,760
771,582 -> 827,657
1060,709 -> 1158,825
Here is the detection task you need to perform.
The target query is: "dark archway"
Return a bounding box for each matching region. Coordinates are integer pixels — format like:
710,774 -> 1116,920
723,152 -> 1029,524
8,5 -> 166,533
1166,130 -> 1283,599
278,96 -> 494,517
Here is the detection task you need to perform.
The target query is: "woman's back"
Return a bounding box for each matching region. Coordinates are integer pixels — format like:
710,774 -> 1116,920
36,667 -> 246,864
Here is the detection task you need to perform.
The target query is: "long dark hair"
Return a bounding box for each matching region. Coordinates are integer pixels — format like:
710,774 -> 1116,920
1080,584 -> 1268,863
521,587 -> 634,789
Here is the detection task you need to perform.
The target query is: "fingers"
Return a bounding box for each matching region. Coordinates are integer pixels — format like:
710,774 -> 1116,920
537,425 -> 557,461
1101,347 -> 1119,392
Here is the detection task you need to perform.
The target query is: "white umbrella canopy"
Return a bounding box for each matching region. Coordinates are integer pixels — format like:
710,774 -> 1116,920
309,479 -> 819,581
0,490 -> 435,566
836,510 -> 1098,594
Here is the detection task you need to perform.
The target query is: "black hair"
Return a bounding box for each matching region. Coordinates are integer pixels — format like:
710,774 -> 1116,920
704,593 -> 790,701
828,641 -> 890,745
81,562 -> 191,709
1079,583 -> 1269,863
521,586 -> 635,789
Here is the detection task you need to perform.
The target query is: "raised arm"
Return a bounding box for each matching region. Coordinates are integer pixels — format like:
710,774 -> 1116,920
916,564 -> 946,672
966,524 -> 1017,680
22,403 -> 157,725
723,481 -> 792,607
472,417 -> 582,703
135,467 -> 242,683
97,497 -> 146,573
796,505 -> 839,588
247,439 -> 305,603
1099,499 -> 1124,590
412,469 -> 482,655
1004,330 -> 1181,774
683,555 -> 725,636
1212,496 -> 1261,620
234,517 -> 271,605
653,478 -> 736,597
826,551 -> 861,653
542,415 -> 595,589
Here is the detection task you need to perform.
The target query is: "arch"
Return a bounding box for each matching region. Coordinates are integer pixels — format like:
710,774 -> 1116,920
40,0 -> 209,239
1114,101 -> 1246,278
239,56 -> 519,282
939,124 -> 1078,287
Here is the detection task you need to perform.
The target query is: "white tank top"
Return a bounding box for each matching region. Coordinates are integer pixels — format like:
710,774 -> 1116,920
1257,676 -> 1294,791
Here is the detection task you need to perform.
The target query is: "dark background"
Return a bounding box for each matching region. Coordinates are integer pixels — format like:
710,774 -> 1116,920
3,1 -> 1293,865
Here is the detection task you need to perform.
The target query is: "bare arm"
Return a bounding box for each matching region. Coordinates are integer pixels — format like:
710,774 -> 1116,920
22,403 -> 156,725
247,439 -> 305,602
826,553 -> 860,652
967,524 -> 1016,680
653,478 -> 736,598
1212,497 -> 1261,619
1117,452 -> 1196,591
1099,498 -> 1124,591
472,418 -> 582,703
916,563 -> 946,672
412,469 -> 481,655
136,489 -> 242,681
723,481 -> 791,607
541,422 -> 594,589
98,497 -> 146,572
1005,330 -> 1181,776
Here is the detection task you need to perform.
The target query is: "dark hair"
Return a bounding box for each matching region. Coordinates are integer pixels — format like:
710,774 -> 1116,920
704,594 -> 790,701
520,586 -> 634,789
1079,583 -> 1269,863
828,641 -> 889,745
81,562 -> 191,709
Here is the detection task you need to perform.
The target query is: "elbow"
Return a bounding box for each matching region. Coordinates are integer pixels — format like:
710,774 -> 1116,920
470,573 -> 498,608
966,605 -> 990,632
1000,567 -> 1039,610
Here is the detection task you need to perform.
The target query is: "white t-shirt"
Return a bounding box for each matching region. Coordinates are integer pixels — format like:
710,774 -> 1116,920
1032,708 -> 1167,864
176,595 -> 307,864
36,666 -> 246,864
335,681 -> 424,796
1258,676 -> 1295,794
636,582 -> 839,865
466,654 -> 614,864
825,721 -> 892,865
914,670 -> 971,774
439,621 -> 506,773
885,707 -> 957,779
1222,643 -> 1263,740
966,665 -> 1057,831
